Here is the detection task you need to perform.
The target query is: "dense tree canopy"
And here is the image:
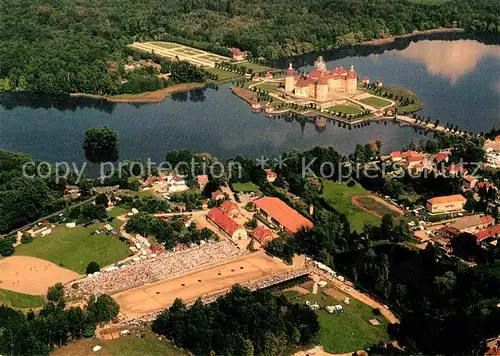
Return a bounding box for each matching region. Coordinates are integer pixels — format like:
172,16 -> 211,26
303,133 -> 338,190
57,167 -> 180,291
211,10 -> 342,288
83,126 -> 119,163
0,0 -> 498,94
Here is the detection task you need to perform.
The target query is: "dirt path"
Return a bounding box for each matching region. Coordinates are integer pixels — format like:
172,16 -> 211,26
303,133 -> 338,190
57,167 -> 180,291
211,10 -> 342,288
113,251 -> 291,319
351,194 -> 404,218
0,256 -> 79,295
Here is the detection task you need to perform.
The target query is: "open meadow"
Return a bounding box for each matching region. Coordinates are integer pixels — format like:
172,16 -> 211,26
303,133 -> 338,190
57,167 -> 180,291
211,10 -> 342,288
0,288 -> 45,308
232,181 -> 260,192
14,224 -> 130,274
352,196 -> 403,218
282,286 -> 390,353
326,105 -> 364,115
321,180 -> 380,231
51,331 -> 187,356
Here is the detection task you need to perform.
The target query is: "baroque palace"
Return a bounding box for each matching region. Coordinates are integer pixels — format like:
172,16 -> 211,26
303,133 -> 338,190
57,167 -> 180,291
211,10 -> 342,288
284,56 -> 360,101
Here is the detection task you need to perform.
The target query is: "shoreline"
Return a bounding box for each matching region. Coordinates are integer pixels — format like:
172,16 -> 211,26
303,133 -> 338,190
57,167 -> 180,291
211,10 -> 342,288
70,82 -> 206,104
360,27 -> 464,46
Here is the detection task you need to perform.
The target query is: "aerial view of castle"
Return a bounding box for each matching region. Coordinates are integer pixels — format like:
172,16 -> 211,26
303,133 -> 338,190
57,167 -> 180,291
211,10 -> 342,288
284,56 -> 362,101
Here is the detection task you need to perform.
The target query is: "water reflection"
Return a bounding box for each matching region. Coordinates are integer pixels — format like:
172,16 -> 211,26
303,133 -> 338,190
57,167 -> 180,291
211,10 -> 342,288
396,40 -> 500,83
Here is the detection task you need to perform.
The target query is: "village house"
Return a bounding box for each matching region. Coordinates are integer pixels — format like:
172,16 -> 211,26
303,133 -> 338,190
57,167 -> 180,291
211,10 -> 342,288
252,226 -> 274,246
475,224 -> 500,244
463,175 -> 478,190
264,169 -> 277,183
231,48 -> 245,61
197,174 -> 209,190
211,190 -> 225,201
446,214 -> 494,233
425,194 -> 467,214
166,174 -> 189,193
220,201 -> 239,218
435,152 -> 449,163
253,197 -> 313,233
207,207 -> 247,242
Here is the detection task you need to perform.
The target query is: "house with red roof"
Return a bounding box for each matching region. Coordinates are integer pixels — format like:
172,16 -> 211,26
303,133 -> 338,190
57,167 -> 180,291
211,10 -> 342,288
435,152 -> 449,162
264,169 -> 277,183
220,201 -> 239,217
211,190 -> 225,201
390,151 -> 403,161
207,207 -> 247,242
231,48 -> 244,61
462,175 -> 478,190
252,226 -> 274,245
197,174 -> 209,190
253,197 -> 313,233
475,224 -> 500,242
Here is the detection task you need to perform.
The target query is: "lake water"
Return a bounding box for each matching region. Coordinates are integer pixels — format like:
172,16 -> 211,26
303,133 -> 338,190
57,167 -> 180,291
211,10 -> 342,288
0,34 -> 499,167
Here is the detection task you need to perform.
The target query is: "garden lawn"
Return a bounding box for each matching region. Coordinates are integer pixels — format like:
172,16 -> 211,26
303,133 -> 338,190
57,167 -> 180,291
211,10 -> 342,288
206,67 -> 243,81
359,96 -> 392,108
253,82 -> 280,92
239,61 -> 274,72
325,105 -> 363,115
233,181 -> 260,192
0,288 -> 45,308
321,180 -> 380,231
14,224 -> 130,274
283,290 -> 390,353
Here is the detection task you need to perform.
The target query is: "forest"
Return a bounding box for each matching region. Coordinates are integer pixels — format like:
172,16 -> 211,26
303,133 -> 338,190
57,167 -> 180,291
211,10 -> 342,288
0,0 -> 499,94
152,285 -> 320,355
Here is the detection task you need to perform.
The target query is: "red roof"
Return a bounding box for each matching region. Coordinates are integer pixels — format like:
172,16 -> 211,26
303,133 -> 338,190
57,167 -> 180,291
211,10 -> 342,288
207,208 -> 242,236
220,201 -> 238,214
252,226 -> 273,244
253,197 -> 313,233
407,155 -> 423,163
264,169 -> 277,179
475,181 -> 491,191
197,175 -> 209,184
347,70 -> 357,80
362,76 -> 369,81
211,190 -> 224,200
436,152 -> 448,161
475,224 -> 500,241
391,151 -> 402,158
231,48 -> 242,56
309,69 -> 327,79
317,73 -> 329,85
401,150 -> 419,158
447,164 -> 467,175
295,78 -> 310,88
463,175 -> 477,183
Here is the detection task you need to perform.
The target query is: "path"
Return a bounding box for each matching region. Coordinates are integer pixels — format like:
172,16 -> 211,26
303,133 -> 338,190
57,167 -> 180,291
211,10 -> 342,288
311,270 -> 400,324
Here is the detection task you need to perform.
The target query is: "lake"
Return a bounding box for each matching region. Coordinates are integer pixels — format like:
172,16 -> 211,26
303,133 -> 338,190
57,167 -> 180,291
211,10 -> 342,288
1,33 -> 499,167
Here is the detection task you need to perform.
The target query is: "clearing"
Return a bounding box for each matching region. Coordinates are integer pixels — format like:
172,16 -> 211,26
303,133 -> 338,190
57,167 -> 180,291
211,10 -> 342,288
114,250 -> 291,319
325,105 -> 363,115
321,180 -> 380,231
0,288 -> 45,308
283,288 -> 390,354
52,330 -> 186,356
352,195 -> 403,218
232,181 -> 260,192
14,224 -> 130,274
359,96 -> 392,109
0,256 -> 79,295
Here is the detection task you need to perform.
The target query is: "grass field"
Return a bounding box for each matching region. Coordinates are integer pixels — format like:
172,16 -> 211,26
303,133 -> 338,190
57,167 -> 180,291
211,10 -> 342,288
206,67 -> 243,81
52,330 -> 187,356
0,288 -> 45,308
321,180 -> 380,231
253,82 -> 280,92
359,96 -> 392,109
233,181 -> 260,192
283,290 -> 390,353
14,223 -> 130,274
326,105 -> 363,115
239,61 -> 273,72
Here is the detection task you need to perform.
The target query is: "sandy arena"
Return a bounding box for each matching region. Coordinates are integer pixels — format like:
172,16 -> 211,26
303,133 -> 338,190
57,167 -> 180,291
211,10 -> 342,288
0,256 -> 79,295
113,251 -> 292,318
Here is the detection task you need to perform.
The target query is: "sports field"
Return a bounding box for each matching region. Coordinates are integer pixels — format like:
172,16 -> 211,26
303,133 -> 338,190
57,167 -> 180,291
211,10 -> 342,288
352,196 -> 403,218
232,181 -> 260,192
321,180 -> 380,231
283,289 -> 390,353
0,288 -> 45,308
0,256 -> 79,295
325,105 -> 363,115
14,224 -> 130,274
359,96 -> 392,109
114,251 -> 291,319
129,42 -> 231,68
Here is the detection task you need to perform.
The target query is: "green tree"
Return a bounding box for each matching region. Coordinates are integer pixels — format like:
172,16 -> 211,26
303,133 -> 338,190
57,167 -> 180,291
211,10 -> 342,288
83,127 -> 119,163
85,261 -> 100,275
0,239 -> 14,256
47,283 -> 64,302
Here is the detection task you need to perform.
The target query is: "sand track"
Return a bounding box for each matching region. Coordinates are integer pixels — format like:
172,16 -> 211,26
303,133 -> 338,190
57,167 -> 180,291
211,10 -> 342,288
0,256 -> 79,295
113,251 -> 291,319
351,194 -> 403,218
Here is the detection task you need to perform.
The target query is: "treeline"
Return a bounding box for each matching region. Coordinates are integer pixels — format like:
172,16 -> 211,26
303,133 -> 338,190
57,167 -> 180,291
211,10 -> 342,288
152,285 -> 319,355
1,0 -> 499,94
0,151 -> 67,234
0,290 -> 119,356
